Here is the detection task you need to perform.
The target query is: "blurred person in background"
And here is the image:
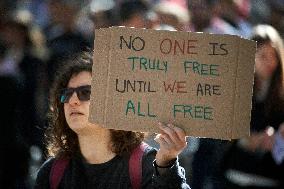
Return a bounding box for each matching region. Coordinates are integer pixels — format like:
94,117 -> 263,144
188,0 -> 213,32
268,0 -> 284,37
189,0 -> 236,34
153,0 -> 190,31
0,39 -> 31,189
0,13 -> 48,186
249,0 -> 270,26
44,0 -> 90,85
216,25 -> 284,189
0,14 -> 47,151
193,0 -> 252,38
88,0 -> 117,30
74,0 -> 117,45
250,25 -> 284,133
226,0 -> 252,37
118,0 -> 150,28
0,1 -> 10,30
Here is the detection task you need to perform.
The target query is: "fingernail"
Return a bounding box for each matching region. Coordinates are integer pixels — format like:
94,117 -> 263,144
154,134 -> 161,140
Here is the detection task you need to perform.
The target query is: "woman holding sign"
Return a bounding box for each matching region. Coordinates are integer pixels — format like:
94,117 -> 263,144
34,53 -> 190,189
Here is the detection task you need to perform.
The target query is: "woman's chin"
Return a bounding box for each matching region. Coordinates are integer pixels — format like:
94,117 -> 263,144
69,122 -> 104,135
68,120 -> 88,132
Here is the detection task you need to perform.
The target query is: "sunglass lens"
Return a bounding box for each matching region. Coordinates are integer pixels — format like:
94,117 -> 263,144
77,86 -> 91,101
60,89 -> 73,103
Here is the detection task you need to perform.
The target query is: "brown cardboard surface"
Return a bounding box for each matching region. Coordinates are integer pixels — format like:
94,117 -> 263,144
89,27 -> 256,140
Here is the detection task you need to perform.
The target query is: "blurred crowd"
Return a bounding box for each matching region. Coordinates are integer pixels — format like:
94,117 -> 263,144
1,0 -> 284,188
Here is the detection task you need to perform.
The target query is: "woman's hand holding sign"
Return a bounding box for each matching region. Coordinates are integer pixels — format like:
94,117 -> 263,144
154,122 -> 187,170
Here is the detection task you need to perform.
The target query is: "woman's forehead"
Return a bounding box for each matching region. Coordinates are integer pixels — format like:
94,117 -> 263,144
67,71 -> 91,87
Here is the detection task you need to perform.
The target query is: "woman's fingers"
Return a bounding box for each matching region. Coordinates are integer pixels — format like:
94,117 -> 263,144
156,122 -> 187,151
155,122 -> 187,166
158,122 -> 180,145
172,125 -> 187,142
158,122 -> 186,147
154,134 -> 168,146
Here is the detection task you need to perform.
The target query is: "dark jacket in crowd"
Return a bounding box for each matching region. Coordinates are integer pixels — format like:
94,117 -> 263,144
0,75 -> 30,189
219,141 -> 284,189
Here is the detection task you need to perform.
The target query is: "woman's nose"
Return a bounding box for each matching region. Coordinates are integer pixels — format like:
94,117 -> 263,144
68,92 -> 80,105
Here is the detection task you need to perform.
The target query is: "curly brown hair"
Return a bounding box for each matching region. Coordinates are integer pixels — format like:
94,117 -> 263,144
46,53 -> 144,158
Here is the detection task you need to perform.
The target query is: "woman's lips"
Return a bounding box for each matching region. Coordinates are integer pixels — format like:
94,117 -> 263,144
70,111 -> 84,116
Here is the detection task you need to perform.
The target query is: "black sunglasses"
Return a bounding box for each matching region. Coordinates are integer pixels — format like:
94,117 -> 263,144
60,85 -> 91,103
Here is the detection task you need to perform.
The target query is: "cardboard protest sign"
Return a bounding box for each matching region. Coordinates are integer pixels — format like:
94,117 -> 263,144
89,27 -> 256,140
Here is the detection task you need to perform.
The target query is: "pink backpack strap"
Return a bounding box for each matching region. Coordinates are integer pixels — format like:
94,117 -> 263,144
50,157 -> 70,189
129,142 -> 149,189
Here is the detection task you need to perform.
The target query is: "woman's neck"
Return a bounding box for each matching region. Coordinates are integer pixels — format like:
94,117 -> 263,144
78,126 -> 116,164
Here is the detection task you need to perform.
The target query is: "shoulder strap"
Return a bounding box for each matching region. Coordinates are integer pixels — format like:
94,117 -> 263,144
129,142 -> 149,189
50,157 -> 70,189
